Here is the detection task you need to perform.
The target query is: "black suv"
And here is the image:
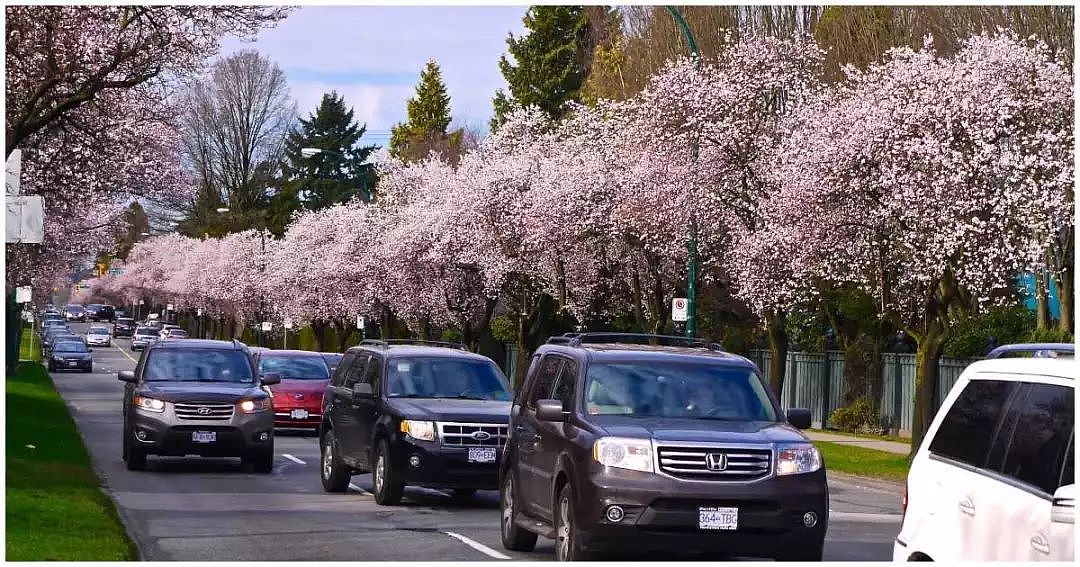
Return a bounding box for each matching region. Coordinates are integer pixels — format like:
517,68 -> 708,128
319,340 -> 513,505
113,317 -> 137,338
499,333 -> 827,561
118,339 -> 280,472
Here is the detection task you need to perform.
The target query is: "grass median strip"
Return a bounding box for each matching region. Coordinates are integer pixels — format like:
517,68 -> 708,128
813,440 -> 910,482
5,362 -> 136,560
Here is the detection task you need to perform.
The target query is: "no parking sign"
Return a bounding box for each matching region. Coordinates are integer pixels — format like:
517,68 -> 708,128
672,297 -> 688,322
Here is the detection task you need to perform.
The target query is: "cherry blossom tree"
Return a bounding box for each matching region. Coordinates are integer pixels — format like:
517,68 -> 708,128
738,32 -> 1073,450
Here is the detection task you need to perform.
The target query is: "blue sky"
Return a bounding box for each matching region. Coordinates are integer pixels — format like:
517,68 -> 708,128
218,5 -> 528,148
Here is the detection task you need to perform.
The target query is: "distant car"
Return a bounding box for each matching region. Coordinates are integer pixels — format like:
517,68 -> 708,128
85,304 -> 105,321
894,345 -> 1074,562
85,325 -> 112,347
252,350 -> 332,430
44,331 -> 80,356
162,329 -> 189,340
64,305 -> 86,322
145,319 -> 164,331
40,319 -> 67,337
118,339 -> 279,472
321,352 -> 344,374
48,340 -> 93,373
131,326 -> 160,351
113,317 -> 137,338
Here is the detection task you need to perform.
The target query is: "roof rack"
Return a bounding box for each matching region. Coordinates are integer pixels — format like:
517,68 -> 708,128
360,339 -> 470,351
552,332 -> 725,351
984,343 -> 1074,359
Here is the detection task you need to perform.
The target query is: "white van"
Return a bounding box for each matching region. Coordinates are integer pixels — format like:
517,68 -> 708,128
894,345 -> 1074,561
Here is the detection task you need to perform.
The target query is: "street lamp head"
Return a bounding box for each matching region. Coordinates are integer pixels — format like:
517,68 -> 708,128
301,148 -> 322,158
216,207 -> 230,213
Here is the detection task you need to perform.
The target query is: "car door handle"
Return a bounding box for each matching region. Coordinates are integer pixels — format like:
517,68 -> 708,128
1030,533 -> 1050,555
958,498 -> 975,517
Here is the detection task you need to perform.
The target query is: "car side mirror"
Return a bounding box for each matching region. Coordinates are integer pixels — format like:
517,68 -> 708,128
787,408 -> 812,429
352,382 -> 373,401
260,372 -> 282,386
1051,484 -> 1075,525
118,370 -> 136,383
536,399 -> 567,422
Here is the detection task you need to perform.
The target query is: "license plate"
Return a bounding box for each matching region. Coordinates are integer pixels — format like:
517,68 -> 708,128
67,361 -> 77,367
192,431 -> 216,443
698,506 -> 738,530
290,409 -> 309,420
467,447 -> 497,463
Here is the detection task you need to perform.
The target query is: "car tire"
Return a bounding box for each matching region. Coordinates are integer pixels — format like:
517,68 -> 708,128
555,484 -> 592,561
500,470 -> 538,552
47,361 -> 54,372
84,365 -> 92,373
126,442 -> 147,471
372,439 -> 403,506
320,429 -> 351,493
245,449 -> 274,473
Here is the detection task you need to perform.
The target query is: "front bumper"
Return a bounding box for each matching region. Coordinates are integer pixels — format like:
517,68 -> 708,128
87,339 -> 110,346
51,358 -> 92,371
390,432 -> 501,490
272,403 -> 322,428
574,466 -> 828,557
130,407 -> 274,457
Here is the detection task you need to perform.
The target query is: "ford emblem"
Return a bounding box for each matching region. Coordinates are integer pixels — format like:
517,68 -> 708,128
471,431 -> 492,441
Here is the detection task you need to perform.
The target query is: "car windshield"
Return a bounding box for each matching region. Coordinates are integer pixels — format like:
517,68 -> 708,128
143,349 -> 254,383
322,354 -> 343,371
386,357 -> 511,401
117,319 -> 134,324
258,355 -> 329,380
88,328 -> 109,335
52,336 -> 79,344
135,328 -> 157,336
583,362 -> 777,422
54,342 -> 88,353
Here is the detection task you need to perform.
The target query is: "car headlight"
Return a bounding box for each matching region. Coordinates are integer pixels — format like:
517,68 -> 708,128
400,420 -> 436,442
593,437 -> 654,473
776,444 -> 822,476
133,395 -> 166,413
239,398 -> 271,413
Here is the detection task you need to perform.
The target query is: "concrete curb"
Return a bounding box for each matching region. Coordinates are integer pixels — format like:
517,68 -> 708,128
828,470 -> 906,494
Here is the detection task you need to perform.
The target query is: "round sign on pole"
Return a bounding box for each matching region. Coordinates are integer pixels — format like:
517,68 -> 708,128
672,297 -> 689,322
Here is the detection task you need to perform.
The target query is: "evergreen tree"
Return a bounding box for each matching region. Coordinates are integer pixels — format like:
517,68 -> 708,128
491,6 -> 592,131
282,91 -> 378,212
390,59 -> 462,162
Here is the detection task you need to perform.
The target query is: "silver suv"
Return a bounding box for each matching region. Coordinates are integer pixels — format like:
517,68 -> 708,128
118,339 -> 280,472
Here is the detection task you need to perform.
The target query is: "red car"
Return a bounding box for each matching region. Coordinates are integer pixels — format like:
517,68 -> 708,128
252,350 -> 331,430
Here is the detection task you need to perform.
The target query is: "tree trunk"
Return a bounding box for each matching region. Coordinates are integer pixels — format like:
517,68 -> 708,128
335,319 -> 353,352
765,311 -> 788,399
1034,269 -> 1051,330
630,270 -> 645,332
1055,271 -> 1073,333
911,329 -> 946,457
312,320 -> 329,351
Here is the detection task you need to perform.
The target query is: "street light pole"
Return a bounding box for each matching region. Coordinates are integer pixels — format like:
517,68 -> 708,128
665,6 -> 701,338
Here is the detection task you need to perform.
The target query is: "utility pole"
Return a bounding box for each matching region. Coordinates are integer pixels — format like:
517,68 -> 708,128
665,6 -> 701,338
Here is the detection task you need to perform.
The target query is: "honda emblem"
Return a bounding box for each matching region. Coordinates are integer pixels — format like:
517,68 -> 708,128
705,452 -> 728,471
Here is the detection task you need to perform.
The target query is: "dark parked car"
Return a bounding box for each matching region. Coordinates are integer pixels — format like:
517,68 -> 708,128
64,304 -> 86,322
319,340 -> 513,505
113,317 -> 137,338
118,339 -> 280,472
253,350 -> 332,430
48,340 -> 93,373
499,333 -> 827,561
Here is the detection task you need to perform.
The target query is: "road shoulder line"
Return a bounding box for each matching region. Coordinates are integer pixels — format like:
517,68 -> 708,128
442,531 -> 510,560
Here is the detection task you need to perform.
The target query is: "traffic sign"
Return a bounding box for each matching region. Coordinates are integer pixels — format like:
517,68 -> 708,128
15,286 -> 31,303
166,303 -> 174,311
672,297 -> 688,322
261,322 -> 273,332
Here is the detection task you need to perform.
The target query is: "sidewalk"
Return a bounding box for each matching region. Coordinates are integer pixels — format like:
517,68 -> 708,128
806,430 -> 911,455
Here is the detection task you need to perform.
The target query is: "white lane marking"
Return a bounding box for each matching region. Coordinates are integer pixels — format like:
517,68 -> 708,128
442,531 -> 510,560
348,483 -> 371,495
113,344 -> 138,364
282,453 -> 305,465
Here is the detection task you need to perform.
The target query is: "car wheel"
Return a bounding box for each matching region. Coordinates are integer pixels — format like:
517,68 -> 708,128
555,484 -> 591,561
372,439 -> 403,506
47,361 -> 54,372
244,449 -> 274,474
500,470 -> 538,552
319,429 -> 351,493
84,365 -> 92,373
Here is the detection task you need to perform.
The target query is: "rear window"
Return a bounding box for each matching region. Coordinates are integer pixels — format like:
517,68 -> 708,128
258,355 -> 330,380
135,328 -> 158,336
929,379 -> 1016,469
143,349 -> 254,383
88,327 -> 109,335
168,330 -> 189,338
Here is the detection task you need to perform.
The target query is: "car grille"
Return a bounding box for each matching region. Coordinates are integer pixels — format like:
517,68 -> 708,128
656,446 -> 772,481
437,422 -> 509,448
174,402 -> 235,420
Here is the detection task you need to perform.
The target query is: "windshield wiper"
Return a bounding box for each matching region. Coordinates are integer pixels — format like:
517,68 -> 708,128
450,394 -> 490,400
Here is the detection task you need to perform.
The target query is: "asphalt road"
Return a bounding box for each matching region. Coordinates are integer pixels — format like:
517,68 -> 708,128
48,322 -> 904,561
